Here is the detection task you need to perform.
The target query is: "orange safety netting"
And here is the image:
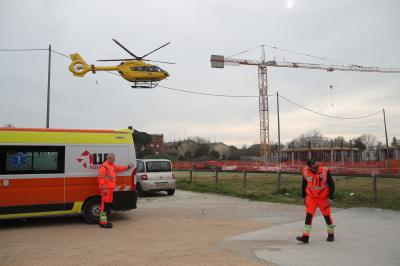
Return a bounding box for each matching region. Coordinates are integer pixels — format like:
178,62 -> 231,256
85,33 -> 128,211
172,160 -> 400,176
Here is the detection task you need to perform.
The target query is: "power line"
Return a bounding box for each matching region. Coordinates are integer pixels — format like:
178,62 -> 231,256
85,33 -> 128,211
0,48 -> 70,58
158,85 -> 381,119
1,47 -> 384,119
0,48 -> 70,59
51,49 -> 69,58
278,93 -> 382,119
158,85 -> 268,98
0,48 -> 48,52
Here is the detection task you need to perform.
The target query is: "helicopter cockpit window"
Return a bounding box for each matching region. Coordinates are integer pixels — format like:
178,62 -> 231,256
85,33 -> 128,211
131,66 -> 145,72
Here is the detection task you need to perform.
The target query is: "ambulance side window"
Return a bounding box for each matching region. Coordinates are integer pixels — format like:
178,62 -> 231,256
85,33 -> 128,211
0,146 -> 65,175
33,151 -> 59,171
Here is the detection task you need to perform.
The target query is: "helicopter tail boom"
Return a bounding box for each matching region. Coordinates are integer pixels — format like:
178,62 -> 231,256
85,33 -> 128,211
69,53 -> 121,77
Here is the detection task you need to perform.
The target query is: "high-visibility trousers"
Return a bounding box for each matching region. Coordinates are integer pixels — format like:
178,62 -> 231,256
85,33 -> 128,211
306,196 -> 331,217
99,187 -> 114,211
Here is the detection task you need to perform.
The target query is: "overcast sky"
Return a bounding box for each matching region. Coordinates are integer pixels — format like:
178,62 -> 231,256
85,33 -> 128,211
1,0 -> 399,147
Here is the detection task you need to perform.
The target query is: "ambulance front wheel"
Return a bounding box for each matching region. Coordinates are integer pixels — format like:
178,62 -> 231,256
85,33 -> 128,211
82,197 -> 110,224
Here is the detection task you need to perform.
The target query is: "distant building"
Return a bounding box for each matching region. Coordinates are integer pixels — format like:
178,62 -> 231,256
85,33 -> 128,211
147,134 -> 164,155
164,141 -> 179,155
177,140 -> 198,158
210,142 -> 231,159
376,146 -> 400,161
164,140 -> 232,160
281,147 -> 362,163
3,123 -> 15,128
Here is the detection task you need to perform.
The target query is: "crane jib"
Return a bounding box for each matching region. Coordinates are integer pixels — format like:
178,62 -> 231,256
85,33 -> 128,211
210,55 -> 400,73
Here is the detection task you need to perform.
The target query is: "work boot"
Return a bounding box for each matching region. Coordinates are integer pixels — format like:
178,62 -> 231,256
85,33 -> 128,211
99,222 -> 113,229
327,234 -> 334,242
296,235 -> 309,244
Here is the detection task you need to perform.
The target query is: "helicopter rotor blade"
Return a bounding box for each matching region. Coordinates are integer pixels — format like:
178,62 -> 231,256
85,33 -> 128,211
112,39 -> 140,59
97,59 -> 135,62
142,59 -> 176,64
141,42 -> 171,59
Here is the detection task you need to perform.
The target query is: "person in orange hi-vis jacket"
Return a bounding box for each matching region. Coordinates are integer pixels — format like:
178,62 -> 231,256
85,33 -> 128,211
98,153 -> 133,229
296,158 -> 335,243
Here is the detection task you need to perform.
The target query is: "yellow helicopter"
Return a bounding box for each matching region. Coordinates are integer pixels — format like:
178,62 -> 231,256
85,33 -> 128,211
68,39 -> 174,88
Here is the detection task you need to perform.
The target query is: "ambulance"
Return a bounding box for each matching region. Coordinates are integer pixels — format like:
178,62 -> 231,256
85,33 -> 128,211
0,127 -> 137,223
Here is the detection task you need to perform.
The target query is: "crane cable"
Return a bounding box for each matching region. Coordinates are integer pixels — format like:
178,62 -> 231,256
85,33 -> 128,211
0,47 -> 384,120
226,45 -> 263,58
263,44 -> 363,67
225,44 -> 363,67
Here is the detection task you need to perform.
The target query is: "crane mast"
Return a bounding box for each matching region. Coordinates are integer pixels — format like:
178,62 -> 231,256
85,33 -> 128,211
210,50 -> 400,158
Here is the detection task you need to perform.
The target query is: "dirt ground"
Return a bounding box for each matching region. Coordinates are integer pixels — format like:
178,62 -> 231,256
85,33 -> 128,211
0,190 -> 305,266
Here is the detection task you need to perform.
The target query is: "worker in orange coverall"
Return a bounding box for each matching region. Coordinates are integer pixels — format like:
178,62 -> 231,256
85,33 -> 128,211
98,153 -> 133,229
296,158 -> 335,243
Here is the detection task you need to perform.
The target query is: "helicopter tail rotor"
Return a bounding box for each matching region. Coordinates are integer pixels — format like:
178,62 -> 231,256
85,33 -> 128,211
69,53 -> 92,77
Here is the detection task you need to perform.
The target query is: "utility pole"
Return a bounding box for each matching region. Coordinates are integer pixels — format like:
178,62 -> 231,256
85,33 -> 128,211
277,91 -> 282,190
46,44 -> 51,128
383,108 -> 391,174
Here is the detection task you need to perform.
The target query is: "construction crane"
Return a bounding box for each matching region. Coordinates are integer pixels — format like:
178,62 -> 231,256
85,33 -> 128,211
210,45 -> 400,158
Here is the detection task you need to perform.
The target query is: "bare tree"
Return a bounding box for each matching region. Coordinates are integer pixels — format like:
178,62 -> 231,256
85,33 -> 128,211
288,130 -> 329,148
360,134 -> 377,150
391,137 -> 398,146
187,136 -> 210,145
352,137 -> 366,151
332,136 -> 348,147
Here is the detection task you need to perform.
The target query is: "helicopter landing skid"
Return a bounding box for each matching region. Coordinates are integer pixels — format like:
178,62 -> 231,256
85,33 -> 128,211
131,81 -> 159,89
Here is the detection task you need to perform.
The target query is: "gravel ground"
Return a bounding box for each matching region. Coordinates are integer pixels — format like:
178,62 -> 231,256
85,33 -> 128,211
0,190 -> 304,266
2,190 -> 397,266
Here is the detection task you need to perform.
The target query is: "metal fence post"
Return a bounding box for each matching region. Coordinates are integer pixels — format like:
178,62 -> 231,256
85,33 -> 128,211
372,174 -> 377,201
189,170 -> 193,183
243,171 -> 247,189
277,171 -> 282,191
215,170 -> 219,184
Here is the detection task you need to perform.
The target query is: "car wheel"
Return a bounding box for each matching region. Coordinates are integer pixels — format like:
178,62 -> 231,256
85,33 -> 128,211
167,189 -> 175,196
82,197 -> 110,224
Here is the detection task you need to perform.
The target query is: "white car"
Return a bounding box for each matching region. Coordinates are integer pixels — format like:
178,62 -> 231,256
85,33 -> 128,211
136,159 -> 176,196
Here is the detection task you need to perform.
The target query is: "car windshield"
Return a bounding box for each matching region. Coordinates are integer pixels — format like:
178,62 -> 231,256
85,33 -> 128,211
146,161 -> 171,172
